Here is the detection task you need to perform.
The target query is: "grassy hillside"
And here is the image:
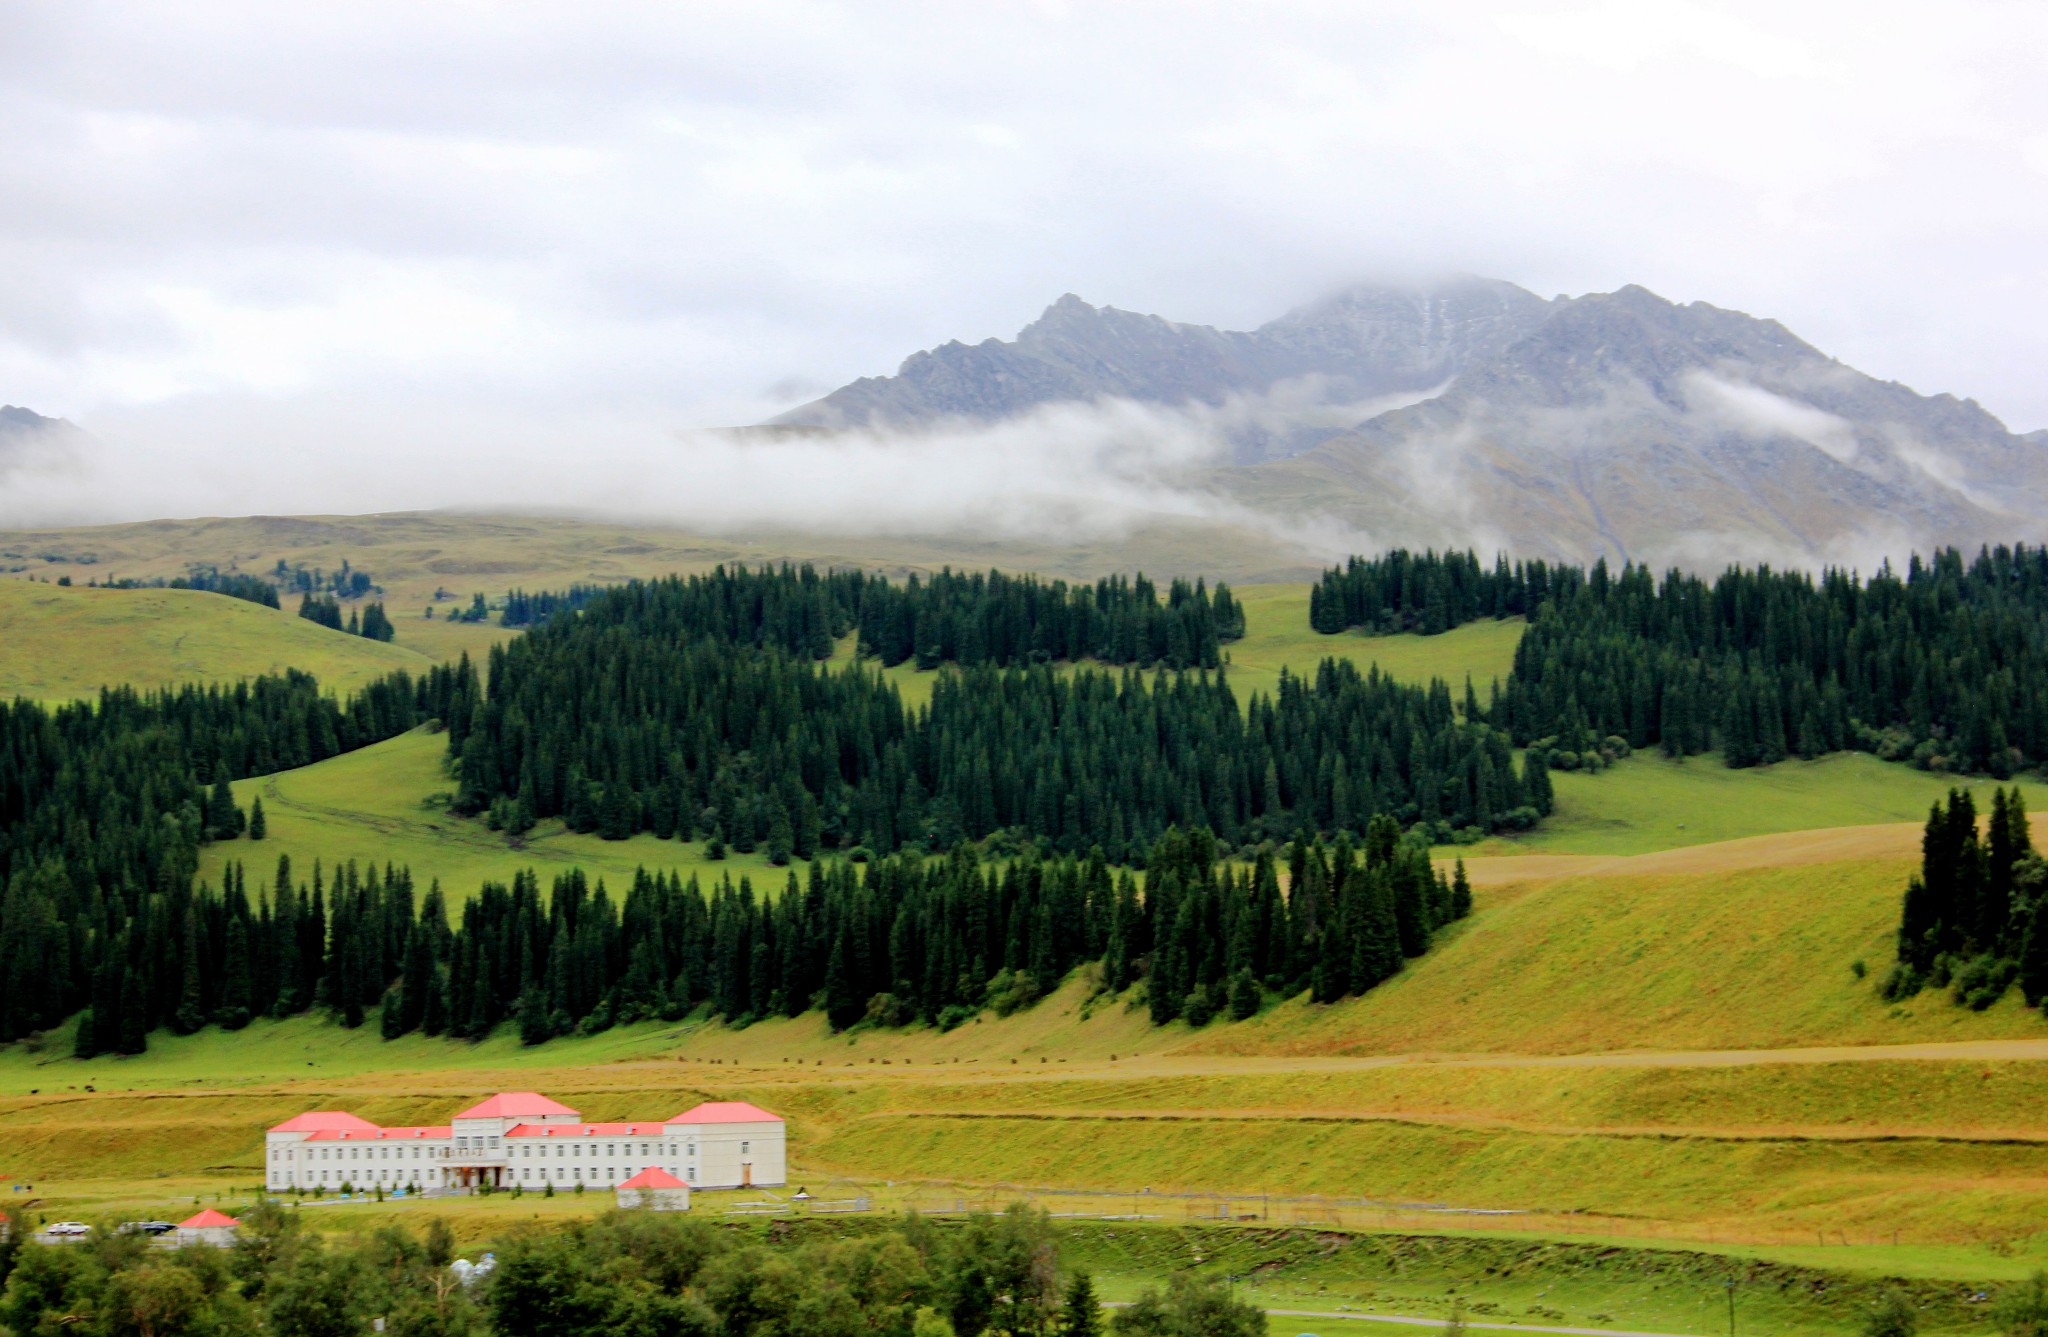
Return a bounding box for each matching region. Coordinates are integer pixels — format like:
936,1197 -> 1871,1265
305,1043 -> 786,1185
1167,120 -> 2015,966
203,725 -> 791,903
0,580 -> 433,701
1199,854 -> 2048,1057
1493,750 -> 2048,857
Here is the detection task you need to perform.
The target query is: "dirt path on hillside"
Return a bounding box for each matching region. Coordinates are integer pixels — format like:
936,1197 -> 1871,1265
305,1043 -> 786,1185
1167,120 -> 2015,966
1448,822 -> 1922,886
1255,1308 -> 1700,1337
691,1035 -> 2048,1089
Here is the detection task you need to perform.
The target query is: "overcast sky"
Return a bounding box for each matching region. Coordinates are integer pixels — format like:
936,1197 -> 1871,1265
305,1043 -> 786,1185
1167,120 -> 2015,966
2,0 -> 2046,523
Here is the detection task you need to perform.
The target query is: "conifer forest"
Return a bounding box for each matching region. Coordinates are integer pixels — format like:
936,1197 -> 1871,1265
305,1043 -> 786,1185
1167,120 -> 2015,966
13,547 -> 2048,1051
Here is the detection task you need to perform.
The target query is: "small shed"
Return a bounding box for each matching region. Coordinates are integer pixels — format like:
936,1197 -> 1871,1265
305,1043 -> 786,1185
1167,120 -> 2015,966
615,1166 -> 690,1211
176,1209 -> 240,1247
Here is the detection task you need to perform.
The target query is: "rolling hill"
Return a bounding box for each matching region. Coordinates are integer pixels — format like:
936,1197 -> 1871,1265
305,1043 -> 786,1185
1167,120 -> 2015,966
0,578 -> 433,701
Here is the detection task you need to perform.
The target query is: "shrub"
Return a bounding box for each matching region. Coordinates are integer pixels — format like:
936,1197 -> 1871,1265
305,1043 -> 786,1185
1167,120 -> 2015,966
985,969 -> 1041,1018
1862,1287 -> 1917,1337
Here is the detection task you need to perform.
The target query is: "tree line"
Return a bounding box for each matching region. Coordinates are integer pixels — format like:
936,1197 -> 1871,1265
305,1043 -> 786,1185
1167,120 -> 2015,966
499,584 -> 607,628
0,665 -> 472,1048
298,593 -> 395,642
510,563 -> 1245,673
98,816 -> 1466,1055
854,568 -> 1243,671
1311,549 -> 1568,635
85,569 -> 283,609
0,1199 -> 1259,1337
408,823 -> 1462,1044
1318,544 -> 2048,777
453,626 -> 1545,865
9,683 -> 1478,1051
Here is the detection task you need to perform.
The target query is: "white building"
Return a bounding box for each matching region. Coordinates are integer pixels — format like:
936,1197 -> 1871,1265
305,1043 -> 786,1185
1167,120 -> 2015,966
264,1091 -> 785,1194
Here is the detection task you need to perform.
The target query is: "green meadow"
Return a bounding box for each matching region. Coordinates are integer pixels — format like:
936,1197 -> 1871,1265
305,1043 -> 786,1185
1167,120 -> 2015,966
203,725 -> 790,903
0,579 -> 432,701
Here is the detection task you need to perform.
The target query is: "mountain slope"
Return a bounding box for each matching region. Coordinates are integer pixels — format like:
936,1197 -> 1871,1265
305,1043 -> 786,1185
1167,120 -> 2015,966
774,276 -> 1554,460
772,281 -> 2048,564
0,404 -> 85,474
1234,285 -> 2042,563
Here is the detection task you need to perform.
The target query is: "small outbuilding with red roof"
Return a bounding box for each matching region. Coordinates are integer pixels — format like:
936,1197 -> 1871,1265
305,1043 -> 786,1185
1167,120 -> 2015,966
176,1209 -> 240,1246
615,1166 -> 690,1211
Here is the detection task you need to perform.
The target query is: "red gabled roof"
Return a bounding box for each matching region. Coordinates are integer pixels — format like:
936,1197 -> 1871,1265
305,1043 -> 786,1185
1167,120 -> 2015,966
452,1092 -> 580,1121
617,1167 -> 687,1190
306,1125 -> 452,1141
268,1111 -> 381,1135
506,1122 -> 667,1138
178,1210 -> 239,1229
665,1101 -> 781,1125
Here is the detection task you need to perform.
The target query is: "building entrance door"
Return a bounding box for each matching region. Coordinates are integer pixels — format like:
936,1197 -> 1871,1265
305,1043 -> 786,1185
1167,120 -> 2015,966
741,1163 -> 752,1188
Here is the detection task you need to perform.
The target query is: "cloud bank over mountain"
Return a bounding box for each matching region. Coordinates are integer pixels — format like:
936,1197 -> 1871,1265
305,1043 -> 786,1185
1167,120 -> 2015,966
766,278 -> 2048,568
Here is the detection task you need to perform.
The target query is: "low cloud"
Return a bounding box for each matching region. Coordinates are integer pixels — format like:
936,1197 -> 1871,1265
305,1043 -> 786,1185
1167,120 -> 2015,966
1683,371 -> 1860,462
0,389 -> 1385,565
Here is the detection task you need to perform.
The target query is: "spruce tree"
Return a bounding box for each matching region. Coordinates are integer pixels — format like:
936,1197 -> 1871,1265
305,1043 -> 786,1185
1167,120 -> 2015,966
518,986 -> 552,1045
217,918 -> 253,1029
249,797 -> 267,841
1061,1272 -> 1102,1337
1226,967 -> 1259,1021
173,910 -> 206,1035
117,965 -> 148,1054
2020,891 -> 2048,1009
206,776 -> 243,841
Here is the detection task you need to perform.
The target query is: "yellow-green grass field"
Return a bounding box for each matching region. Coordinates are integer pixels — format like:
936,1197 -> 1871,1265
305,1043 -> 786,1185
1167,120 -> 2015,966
202,725 -> 792,902
1492,750 -> 2048,857
1202,854 -> 2048,1057
0,510 -> 1328,620
0,579 -> 433,701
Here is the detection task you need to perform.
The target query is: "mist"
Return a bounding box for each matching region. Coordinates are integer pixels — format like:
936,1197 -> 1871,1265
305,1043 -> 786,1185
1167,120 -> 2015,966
0,389 -> 1394,568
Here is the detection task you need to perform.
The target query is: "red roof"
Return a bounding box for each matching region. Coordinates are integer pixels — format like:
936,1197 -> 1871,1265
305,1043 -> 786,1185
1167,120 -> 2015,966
506,1122 -> 668,1138
617,1167 -> 687,1190
268,1111 -> 381,1135
452,1092 -> 580,1121
178,1210 -> 239,1229
305,1126 -> 452,1141
665,1101 -> 781,1125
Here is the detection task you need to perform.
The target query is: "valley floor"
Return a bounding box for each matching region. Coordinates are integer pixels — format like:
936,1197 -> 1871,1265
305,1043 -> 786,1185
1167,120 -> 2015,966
10,524 -> 2048,1331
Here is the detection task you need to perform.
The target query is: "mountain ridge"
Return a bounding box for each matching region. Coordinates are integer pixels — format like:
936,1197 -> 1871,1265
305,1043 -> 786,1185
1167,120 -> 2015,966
770,280 -> 2048,565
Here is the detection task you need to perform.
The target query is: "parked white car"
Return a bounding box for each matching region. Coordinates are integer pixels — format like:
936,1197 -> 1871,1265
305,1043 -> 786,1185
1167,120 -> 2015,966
43,1221 -> 91,1236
